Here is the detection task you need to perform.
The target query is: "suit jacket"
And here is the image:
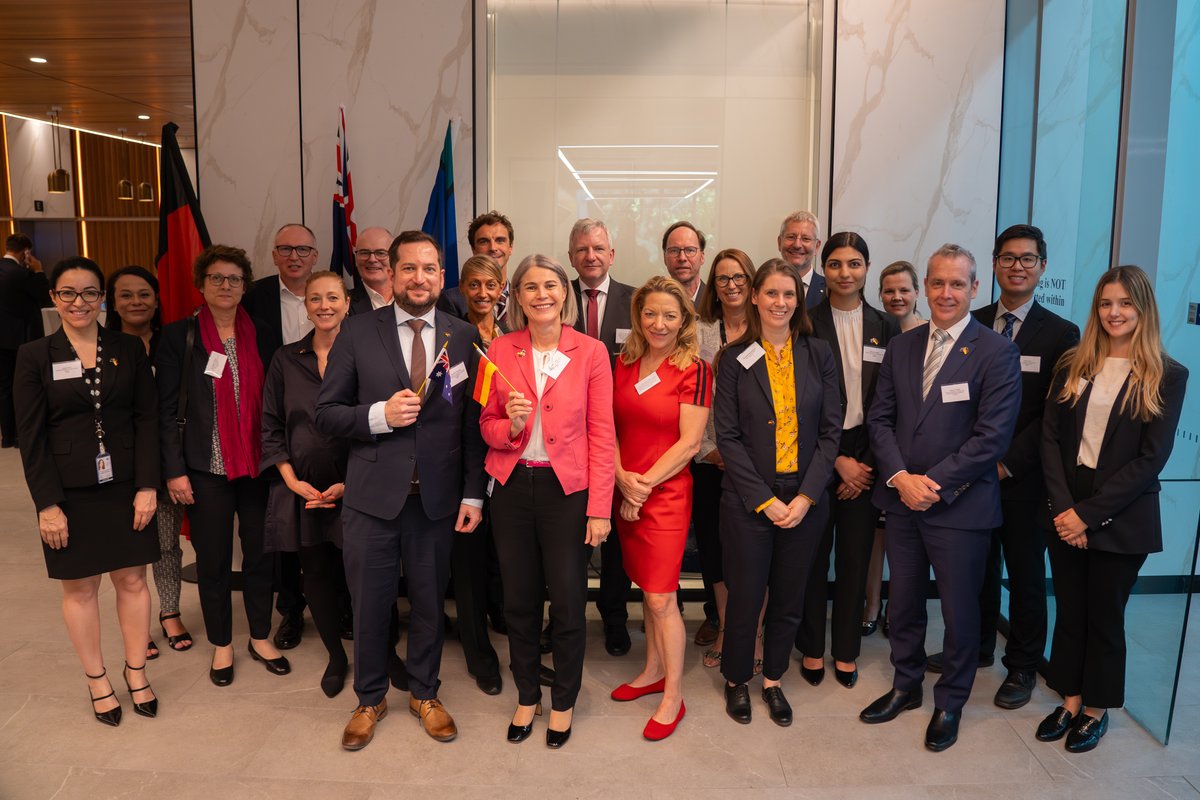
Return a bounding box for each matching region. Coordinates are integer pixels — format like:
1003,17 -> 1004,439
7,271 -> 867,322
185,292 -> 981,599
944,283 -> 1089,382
0,257 -> 50,349
1041,358 -> 1188,554
804,271 -> 827,309
348,286 -> 379,317
571,277 -> 635,363
972,300 -> 1079,487
242,274 -> 286,363
714,335 -> 843,512
809,299 -> 900,464
690,279 -> 707,310
867,317 -> 1022,529
314,306 -> 487,521
14,327 -> 160,510
478,325 -> 616,518
435,288 -> 470,320
156,313 -> 274,479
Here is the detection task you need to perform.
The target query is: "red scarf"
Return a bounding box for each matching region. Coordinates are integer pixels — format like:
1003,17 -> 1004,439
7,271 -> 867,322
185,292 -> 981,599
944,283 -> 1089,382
197,304 -> 263,480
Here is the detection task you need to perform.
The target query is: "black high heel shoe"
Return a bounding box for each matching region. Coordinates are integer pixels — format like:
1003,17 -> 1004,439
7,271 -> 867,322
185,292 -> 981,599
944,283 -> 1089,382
507,702 -> 543,743
122,663 -> 158,718
546,708 -> 572,749
159,612 -> 194,652
86,669 -> 122,726
247,640 -> 292,675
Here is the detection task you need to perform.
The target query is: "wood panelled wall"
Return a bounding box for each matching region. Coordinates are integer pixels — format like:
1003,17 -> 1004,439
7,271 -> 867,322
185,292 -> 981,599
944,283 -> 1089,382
72,130 -> 159,275
0,116 -> 12,234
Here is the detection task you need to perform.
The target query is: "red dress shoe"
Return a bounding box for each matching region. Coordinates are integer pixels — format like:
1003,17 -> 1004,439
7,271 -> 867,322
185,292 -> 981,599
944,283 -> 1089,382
643,701 -> 685,741
611,678 -> 666,702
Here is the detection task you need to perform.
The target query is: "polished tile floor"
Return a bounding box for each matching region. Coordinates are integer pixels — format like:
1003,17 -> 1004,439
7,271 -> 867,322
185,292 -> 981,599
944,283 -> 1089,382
2,446 -> 1199,799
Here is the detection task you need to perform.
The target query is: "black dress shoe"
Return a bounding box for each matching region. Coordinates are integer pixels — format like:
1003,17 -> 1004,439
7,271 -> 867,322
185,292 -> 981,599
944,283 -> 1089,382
860,688 -> 923,723
247,640 -> 292,675
925,651 -> 994,674
539,621 -> 554,654
210,664 -> 234,687
476,674 -> 503,696
545,726 -> 572,748
538,664 -> 556,686
725,683 -> 752,724
507,721 -> 533,743
1065,710 -> 1108,753
834,667 -> 859,689
761,686 -> 792,727
861,616 -> 879,637
321,658 -> 348,698
994,669 -> 1036,709
925,708 -> 961,752
800,663 -> 825,686
386,650 -> 409,691
1036,705 -> 1079,742
605,625 -> 632,656
273,612 -> 305,650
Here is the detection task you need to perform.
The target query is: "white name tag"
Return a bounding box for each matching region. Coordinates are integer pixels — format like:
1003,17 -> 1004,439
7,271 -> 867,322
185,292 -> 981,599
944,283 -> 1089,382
737,341 -> 766,369
449,362 -> 468,387
204,352 -> 228,378
1020,355 -> 1041,373
635,371 -> 661,395
52,360 -> 83,381
863,345 -> 886,364
941,382 -> 970,403
615,328 -> 631,344
541,351 -> 570,380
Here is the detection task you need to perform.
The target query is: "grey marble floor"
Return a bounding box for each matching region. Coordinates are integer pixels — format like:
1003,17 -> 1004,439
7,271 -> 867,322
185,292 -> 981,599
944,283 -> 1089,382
1,446 -> 1198,799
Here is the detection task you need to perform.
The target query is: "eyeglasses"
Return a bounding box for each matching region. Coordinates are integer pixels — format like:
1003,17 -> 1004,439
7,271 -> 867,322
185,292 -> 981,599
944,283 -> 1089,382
274,245 -> 315,257
665,246 -> 700,258
714,273 -> 748,287
355,248 -> 389,261
54,289 -> 103,304
205,273 -> 245,288
995,254 -> 1043,270
782,234 -> 817,246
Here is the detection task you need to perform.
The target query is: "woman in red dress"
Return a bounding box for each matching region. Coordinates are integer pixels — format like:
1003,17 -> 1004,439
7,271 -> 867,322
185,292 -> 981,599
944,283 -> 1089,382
610,276 -> 712,741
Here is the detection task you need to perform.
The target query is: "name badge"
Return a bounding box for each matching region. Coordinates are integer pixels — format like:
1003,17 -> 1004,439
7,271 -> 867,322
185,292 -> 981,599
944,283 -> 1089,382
1020,355 -> 1041,373
204,352 -> 228,378
635,371 -> 661,395
52,360 -> 83,381
541,351 -> 570,380
615,328 -> 631,344
737,342 -> 766,369
449,362 -> 468,387
95,452 -> 114,484
863,345 -> 886,364
941,382 -> 970,403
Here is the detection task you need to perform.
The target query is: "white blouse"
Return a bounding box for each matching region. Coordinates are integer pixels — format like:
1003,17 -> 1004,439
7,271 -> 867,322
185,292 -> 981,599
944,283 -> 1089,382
522,346 -> 560,462
1077,357 -> 1131,469
832,304 -> 864,428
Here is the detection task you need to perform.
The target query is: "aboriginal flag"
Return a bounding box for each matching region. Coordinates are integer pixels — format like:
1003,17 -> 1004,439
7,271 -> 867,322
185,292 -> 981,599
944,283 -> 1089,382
156,122 -> 209,324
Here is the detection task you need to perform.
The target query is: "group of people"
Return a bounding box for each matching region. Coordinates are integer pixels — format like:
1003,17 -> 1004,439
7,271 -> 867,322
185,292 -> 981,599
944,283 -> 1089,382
7,208 -> 1186,756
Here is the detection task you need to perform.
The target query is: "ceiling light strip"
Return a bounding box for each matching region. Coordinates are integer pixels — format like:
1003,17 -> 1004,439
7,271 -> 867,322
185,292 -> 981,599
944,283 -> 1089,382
0,112 -> 161,148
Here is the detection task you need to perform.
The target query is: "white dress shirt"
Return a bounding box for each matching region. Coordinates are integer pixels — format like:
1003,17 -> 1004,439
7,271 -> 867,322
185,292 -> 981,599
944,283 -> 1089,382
365,284 -> 390,310
279,282 -> 313,344
1078,357 -> 1131,469
521,347 -> 560,462
832,304 -> 864,428
992,296 -> 1034,340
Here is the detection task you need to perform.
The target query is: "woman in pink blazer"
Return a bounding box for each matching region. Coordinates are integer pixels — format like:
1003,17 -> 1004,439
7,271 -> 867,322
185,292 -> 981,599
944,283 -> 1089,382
479,253 -> 616,749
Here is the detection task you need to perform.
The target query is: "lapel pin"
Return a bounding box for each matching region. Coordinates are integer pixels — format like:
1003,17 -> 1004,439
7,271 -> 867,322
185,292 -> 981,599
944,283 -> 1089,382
960,347 -> 970,356
516,349 -> 526,358
869,337 -> 879,345
109,357 -> 119,366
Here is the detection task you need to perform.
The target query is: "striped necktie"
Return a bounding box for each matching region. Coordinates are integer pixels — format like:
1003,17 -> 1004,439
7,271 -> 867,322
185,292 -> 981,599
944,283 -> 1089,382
921,328 -> 950,400
1000,312 -> 1017,340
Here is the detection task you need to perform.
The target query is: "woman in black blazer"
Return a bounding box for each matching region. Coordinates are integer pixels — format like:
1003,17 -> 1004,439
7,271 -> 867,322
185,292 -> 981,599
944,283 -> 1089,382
796,233 -> 899,689
1036,265 -> 1188,753
715,259 -> 842,726
156,245 -> 290,687
14,257 -> 161,726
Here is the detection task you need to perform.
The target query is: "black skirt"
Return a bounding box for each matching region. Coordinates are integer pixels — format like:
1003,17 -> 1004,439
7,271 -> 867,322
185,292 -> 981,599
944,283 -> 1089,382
42,480 -> 160,580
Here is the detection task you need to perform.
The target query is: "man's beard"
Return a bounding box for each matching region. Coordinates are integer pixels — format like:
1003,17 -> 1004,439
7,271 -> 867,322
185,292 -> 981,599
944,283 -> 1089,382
397,291 -> 436,316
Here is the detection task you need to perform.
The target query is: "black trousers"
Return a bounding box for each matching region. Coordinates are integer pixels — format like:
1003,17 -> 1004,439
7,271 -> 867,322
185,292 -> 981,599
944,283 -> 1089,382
692,461 -> 724,622
186,470 -> 273,646
275,551 -> 307,618
596,517 -> 630,628
343,498 -> 453,705
978,477 -> 1049,670
296,541 -> 348,664
451,504 -> 501,679
797,481 -> 879,662
0,348 -> 16,445
720,474 -> 826,686
491,465 -> 590,711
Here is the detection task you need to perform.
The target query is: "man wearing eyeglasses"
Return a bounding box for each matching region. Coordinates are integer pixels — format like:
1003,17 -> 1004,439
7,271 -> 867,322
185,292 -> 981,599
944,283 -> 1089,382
350,227 -> 395,315
777,211 -> 827,308
662,221 -> 706,306
922,224 -> 1079,712
438,211 -> 516,321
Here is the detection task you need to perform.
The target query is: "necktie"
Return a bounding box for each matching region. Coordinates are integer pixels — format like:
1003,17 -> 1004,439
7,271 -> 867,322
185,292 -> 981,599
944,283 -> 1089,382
494,284 -> 508,322
407,319 -> 427,395
584,288 -> 600,339
1000,312 -> 1017,340
922,328 -> 950,400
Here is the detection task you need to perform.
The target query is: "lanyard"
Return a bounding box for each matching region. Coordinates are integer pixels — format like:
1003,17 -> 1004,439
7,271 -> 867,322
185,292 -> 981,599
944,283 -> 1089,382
69,335 -> 107,456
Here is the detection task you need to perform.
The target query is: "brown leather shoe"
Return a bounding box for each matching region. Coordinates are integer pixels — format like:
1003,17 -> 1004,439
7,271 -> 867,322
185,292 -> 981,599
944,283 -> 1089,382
694,618 -> 719,647
409,696 -> 458,742
342,699 -> 388,750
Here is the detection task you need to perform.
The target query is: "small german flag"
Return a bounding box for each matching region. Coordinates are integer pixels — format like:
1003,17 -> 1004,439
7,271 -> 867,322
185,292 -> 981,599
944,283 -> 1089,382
472,343 -> 515,406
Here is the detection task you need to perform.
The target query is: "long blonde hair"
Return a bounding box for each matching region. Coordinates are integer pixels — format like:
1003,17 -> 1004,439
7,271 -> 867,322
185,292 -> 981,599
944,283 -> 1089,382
1056,265 -> 1165,421
620,276 -> 700,369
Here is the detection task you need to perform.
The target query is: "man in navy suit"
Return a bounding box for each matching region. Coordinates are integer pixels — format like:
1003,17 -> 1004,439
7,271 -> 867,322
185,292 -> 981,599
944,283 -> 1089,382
348,226 -> 395,315
860,244 -> 1021,751
316,231 -> 486,749
777,211 -> 827,308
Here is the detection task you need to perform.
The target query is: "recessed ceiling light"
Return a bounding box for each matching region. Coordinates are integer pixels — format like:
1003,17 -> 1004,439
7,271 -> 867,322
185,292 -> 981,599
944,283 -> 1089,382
30,57 -> 47,64
137,114 -> 150,120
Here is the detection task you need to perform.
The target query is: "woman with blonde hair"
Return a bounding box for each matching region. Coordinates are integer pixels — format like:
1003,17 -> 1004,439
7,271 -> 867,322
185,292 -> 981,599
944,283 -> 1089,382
459,254 -> 507,346
1036,265 -> 1187,753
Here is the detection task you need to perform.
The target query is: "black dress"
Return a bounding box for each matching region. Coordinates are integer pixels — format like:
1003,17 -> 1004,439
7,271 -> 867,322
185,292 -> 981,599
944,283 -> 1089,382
14,328 -> 161,579
261,332 -> 349,551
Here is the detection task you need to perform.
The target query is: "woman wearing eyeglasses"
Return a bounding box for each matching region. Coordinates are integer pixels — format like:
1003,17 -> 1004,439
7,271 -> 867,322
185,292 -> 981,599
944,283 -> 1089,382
14,257 -> 161,726
157,245 -> 290,686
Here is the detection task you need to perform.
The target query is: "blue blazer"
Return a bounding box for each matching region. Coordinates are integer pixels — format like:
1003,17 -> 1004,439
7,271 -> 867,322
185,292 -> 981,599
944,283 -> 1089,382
867,317 -> 1022,529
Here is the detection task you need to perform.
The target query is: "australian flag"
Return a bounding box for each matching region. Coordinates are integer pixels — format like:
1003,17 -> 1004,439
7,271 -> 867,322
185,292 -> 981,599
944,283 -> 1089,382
330,106 -> 358,289
432,343 -> 453,403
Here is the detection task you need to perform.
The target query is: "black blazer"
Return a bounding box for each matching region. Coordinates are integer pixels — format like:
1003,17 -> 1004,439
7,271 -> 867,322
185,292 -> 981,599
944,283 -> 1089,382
242,274 -> 286,363
156,313 -> 274,479
810,299 -> 899,464
314,306 -> 487,521
435,288 -> 470,320
348,286 -> 379,317
14,327 -> 160,510
804,271 -> 827,309
0,257 -> 50,349
715,335 -> 843,512
571,276 -> 635,363
1041,358 -> 1188,554
973,300 -> 1079,485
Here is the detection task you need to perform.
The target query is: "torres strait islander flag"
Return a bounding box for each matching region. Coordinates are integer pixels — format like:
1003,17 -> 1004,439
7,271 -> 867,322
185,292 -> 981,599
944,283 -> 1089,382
330,106 -> 358,288
155,122 -> 209,324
